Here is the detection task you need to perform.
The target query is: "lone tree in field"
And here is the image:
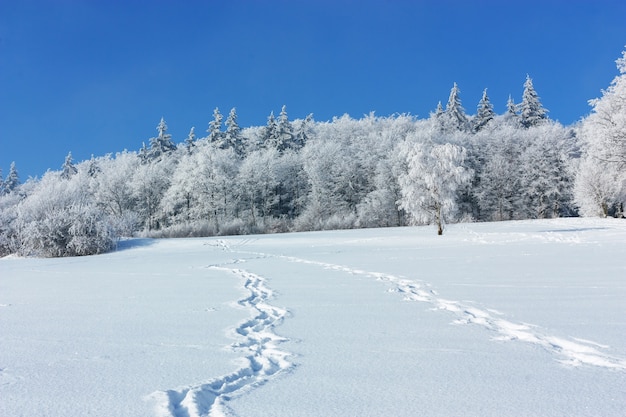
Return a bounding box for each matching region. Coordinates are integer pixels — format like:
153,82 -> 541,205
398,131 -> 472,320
399,142 -> 472,235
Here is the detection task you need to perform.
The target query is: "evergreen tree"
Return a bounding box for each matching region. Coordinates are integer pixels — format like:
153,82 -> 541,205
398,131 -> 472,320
0,168 -> 4,195
473,88 -> 495,132
435,101 -> 444,117
261,111 -> 279,149
519,75 -> 548,128
224,107 -> 245,157
148,118 -> 176,160
293,113 -> 314,150
61,152 -> 78,179
87,155 -> 101,177
503,95 -> 520,126
432,101 -> 445,132
444,82 -> 470,132
4,162 -> 20,193
276,105 -> 294,152
476,127 -> 524,221
184,127 -> 196,153
138,142 -> 150,164
208,107 -> 224,145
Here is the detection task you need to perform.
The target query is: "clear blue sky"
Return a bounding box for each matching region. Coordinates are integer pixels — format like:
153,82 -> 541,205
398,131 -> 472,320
1,0 -> 625,179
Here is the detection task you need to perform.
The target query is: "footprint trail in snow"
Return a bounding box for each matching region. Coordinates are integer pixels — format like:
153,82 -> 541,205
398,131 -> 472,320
281,255 -> 626,371
209,238 -> 626,371
148,266 -> 293,417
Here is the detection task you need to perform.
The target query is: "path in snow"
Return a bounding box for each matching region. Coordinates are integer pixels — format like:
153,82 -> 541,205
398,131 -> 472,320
150,230 -> 624,416
281,255 -> 626,371
148,265 -> 293,417
212,238 -> 626,372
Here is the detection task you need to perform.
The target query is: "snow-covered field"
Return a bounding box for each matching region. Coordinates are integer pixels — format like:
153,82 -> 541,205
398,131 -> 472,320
1,218 -> 625,417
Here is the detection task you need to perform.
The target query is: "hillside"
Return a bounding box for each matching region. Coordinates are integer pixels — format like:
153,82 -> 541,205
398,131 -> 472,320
1,218 -> 625,416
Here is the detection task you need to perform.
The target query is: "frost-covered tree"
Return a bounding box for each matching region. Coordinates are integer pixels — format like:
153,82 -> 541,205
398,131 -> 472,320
517,124 -> 574,218
132,157 -> 174,230
296,138 -> 361,230
61,152 -> 78,179
0,190 -> 20,256
473,88 -> 495,132
237,148 -> 281,228
224,107 -> 245,157
399,141 -> 472,235
90,152 -> 140,235
574,157 -> 623,217
293,113 -> 314,150
356,157 -> 405,228
519,75 -> 548,128
16,170 -> 115,257
475,126 -> 524,220
260,111 -> 279,150
87,155 -> 101,177
148,118 -> 176,160
276,105 -> 294,152
443,82 -> 470,132
582,49 -> 626,167
575,48 -> 626,216
163,143 -> 239,233
184,127 -> 196,153
208,107 -> 224,145
4,162 -> 20,193
431,101 -> 445,132
503,95 -> 520,126
138,142 -> 150,164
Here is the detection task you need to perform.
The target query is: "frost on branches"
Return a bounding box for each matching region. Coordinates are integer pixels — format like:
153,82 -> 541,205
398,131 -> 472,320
575,48 -> 626,217
399,142 -> 472,235
0,68 -> 595,258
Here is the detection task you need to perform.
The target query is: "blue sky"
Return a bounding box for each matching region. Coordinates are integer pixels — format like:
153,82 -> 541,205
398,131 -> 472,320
1,0 -> 625,179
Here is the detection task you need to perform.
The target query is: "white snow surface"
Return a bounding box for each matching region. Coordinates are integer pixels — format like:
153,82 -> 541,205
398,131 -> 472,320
1,218 -> 625,416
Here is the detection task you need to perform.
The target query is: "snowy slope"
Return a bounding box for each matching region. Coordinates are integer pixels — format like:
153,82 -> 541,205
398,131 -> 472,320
1,218 -> 625,416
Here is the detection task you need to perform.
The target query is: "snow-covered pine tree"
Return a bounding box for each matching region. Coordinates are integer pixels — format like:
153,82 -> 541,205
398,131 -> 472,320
224,107 -> 245,157
444,82 -> 470,132
473,88 -> 495,132
4,162 -> 20,193
148,118 -> 176,160
61,152 -> 78,179
208,107 -> 224,146
432,101 -> 445,132
293,113 -> 314,150
87,155 -> 101,177
184,127 -> 196,153
276,105 -> 294,152
519,75 -> 548,128
138,142 -> 150,164
260,111 -> 279,149
503,95 -> 520,126
517,124 -> 573,218
476,126 -> 524,221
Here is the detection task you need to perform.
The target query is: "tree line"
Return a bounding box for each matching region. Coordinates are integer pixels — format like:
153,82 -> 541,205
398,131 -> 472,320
1,53 -> 625,257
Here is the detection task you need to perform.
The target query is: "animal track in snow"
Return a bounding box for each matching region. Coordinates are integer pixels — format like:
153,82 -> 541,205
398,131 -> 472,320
148,267 -> 293,417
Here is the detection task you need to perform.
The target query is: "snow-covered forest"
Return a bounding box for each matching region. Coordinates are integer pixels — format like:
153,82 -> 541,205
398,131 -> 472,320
1,52 -> 625,257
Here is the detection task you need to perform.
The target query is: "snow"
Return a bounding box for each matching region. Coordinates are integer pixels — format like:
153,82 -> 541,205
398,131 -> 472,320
1,218 -> 625,416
